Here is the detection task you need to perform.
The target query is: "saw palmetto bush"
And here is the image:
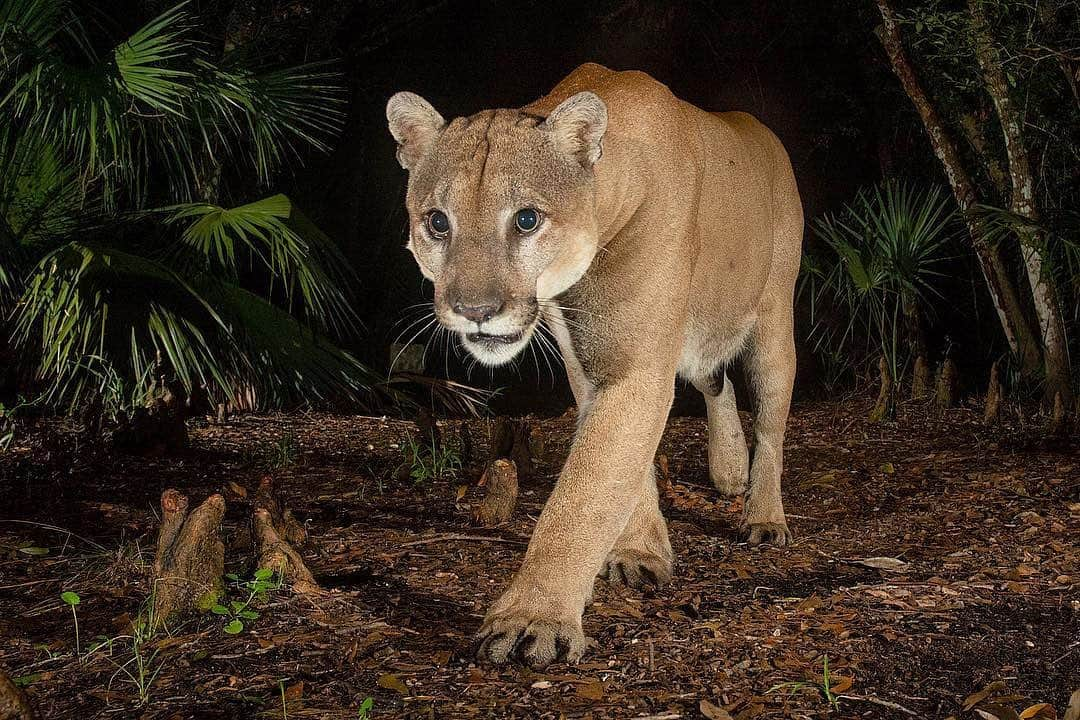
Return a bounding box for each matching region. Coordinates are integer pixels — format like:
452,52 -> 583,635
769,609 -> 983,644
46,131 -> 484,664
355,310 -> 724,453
801,181 -> 958,414
0,0 -> 387,421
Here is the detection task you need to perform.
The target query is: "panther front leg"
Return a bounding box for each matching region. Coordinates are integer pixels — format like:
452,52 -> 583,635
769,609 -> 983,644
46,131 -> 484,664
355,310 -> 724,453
476,371 -> 675,667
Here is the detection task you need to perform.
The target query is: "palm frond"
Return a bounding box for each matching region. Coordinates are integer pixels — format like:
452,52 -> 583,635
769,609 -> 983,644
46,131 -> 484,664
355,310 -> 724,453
194,279 -> 386,408
113,2 -> 193,114
165,194 -> 357,335
12,242 -> 237,409
193,60 -> 346,185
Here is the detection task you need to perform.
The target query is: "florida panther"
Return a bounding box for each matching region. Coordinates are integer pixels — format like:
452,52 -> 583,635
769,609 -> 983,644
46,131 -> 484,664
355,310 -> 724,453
386,62 -> 802,667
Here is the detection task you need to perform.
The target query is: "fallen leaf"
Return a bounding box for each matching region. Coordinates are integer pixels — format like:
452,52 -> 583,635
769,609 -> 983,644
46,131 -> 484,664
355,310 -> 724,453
852,557 -> 909,572
377,673 -> 409,696
283,681 -> 304,701
1019,703 -> 1056,720
576,679 -> 604,700
830,675 -> 853,694
700,699 -> 733,720
977,704 -> 1021,720
531,680 -> 552,690
965,682 -> 1010,711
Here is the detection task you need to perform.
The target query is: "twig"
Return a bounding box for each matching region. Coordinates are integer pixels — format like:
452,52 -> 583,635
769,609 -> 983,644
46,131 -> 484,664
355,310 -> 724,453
841,693 -> 919,716
399,533 -> 527,547
632,714 -> 682,720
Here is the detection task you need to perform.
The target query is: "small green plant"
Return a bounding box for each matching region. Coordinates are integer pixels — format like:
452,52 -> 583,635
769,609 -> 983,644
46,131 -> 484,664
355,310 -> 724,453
210,568 -> 281,634
801,181 -> 956,416
268,433 -> 301,468
106,610 -> 167,705
60,591 -> 81,656
767,654 -> 842,712
398,433 -> 461,484
0,396 -> 36,451
357,696 -> 374,719
33,643 -> 60,661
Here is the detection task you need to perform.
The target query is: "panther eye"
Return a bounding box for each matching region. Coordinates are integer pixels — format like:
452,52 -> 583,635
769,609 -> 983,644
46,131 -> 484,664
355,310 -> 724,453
425,210 -> 451,239
514,208 -> 542,234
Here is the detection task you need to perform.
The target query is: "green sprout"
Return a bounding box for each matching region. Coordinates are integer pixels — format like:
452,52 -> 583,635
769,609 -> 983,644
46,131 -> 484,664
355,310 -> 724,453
398,433 -> 461,484
210,568 -> 280,634
767,654 -> 842,712
60,591 -> 81,656
357,696 -> 374,719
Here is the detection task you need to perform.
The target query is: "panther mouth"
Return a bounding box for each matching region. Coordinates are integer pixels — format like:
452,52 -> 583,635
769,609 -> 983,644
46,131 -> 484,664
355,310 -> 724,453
466,330 -> 525,347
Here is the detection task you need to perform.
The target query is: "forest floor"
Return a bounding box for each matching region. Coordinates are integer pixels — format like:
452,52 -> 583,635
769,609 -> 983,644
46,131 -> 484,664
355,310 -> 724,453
0,400 -> 1077,719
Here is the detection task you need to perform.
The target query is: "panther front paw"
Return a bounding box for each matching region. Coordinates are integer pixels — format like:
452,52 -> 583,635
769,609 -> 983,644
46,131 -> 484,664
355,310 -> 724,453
742,521 -> 793,547
601,548 -> 673,589
476,600 -> 589,668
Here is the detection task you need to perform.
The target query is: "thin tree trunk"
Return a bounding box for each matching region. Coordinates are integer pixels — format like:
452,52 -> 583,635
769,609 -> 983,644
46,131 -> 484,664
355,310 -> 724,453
969,0 -> 1074,407
874,0 -> 1042,375
1036,0 -> 1080,111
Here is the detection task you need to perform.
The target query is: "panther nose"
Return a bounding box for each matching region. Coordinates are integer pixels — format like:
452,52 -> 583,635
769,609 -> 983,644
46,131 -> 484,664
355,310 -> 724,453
453,301 -> 502,324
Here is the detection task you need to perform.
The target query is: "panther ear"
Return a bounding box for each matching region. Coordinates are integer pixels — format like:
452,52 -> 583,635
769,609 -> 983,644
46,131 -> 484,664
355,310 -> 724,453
543,91 -> 608,167
386,91 -> 446,170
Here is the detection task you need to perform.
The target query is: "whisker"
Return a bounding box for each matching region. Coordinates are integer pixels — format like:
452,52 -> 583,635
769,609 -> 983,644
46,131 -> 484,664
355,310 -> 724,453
389,312 -> 436,349
389,316 -> 438,374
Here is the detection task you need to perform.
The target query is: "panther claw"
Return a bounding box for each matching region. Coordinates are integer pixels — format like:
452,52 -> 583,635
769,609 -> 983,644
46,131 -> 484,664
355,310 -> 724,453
743,521 -> 793,547
475,611 -> 589,668
601,549 -> 673,589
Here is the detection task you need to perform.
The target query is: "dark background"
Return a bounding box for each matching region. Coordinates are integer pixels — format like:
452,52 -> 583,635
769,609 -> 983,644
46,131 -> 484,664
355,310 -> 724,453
229,0 -> 1002,413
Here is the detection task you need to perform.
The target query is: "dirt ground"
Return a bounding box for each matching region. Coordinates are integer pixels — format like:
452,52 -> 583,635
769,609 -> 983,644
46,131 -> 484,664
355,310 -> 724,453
1,400 -> 1077,719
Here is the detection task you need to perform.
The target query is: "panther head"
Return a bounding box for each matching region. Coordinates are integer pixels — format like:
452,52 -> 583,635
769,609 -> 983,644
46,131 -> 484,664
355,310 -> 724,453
386,90 -> 607,366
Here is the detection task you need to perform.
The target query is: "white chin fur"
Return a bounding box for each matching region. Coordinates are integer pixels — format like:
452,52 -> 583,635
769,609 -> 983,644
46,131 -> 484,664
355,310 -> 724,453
460,330 -> 533,367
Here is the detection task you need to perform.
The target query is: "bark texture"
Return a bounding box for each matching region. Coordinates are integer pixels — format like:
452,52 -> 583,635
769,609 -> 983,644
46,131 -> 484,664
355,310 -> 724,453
870,356 -> 895,422
489,417 -> 535,480
473,458 -> 519,527
252,477 -> 319,593
253,476 -> 307,546
151,491 -> 225,627
253,508 -> 320,594
0,671 -> 39,720
912,355 -> 932,400
984,360 -> 1003,422
935,359 -> 959,409
1048,391 -> 1066,436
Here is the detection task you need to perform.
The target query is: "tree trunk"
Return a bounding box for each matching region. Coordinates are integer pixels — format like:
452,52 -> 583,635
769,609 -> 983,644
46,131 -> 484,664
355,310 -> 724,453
1036,0 -> 1080,111
112,385 -> 188,455
935,359 -> 959,409
984,359 -> 1003,422
874,0 -> 1041,375
912,355 -> 932,400
870,356 -> 895,422
0,671 -> 39,720
473,458 -> 518,527
151,491 -> 226,628
968,0 -> 1074,407
489,416 -> 535,480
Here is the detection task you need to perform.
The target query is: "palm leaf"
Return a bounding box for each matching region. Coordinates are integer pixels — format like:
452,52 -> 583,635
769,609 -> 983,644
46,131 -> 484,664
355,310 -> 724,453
165,194 -> 357,335
113,2 -> 193,114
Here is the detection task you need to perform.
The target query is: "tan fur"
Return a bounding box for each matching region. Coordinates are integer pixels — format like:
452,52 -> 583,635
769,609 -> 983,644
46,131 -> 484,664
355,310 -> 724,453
387,63 -> 803,667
